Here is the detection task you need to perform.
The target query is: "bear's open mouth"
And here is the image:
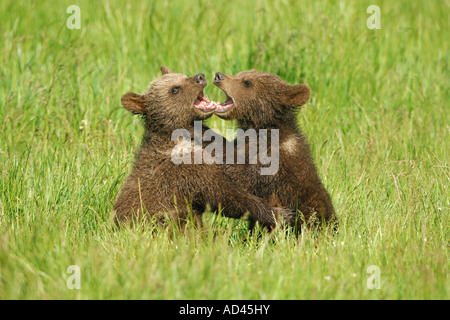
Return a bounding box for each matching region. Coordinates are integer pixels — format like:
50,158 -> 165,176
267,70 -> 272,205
194,92 -> 216,112
214,93 -> 234,113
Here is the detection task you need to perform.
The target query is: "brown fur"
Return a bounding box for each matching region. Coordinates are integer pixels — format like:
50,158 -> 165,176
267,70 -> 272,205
213,70 -> 336,231
113,67 -> 281,229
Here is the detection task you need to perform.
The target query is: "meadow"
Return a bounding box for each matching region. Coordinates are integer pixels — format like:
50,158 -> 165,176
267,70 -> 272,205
0,0 -> 448,299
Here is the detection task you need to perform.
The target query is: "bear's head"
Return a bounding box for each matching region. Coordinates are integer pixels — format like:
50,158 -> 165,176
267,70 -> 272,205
213,70 -> 310,128
121,66 -> 216,134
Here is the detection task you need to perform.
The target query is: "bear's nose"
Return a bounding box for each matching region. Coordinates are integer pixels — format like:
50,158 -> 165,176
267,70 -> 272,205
214,72 -> 225,83
195,73 -> 207,86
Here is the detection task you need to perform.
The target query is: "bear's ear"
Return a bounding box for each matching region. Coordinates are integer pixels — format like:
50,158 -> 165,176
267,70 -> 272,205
284,84 -> 311,107
160,65 -> 174,75
121,92 -> 146,114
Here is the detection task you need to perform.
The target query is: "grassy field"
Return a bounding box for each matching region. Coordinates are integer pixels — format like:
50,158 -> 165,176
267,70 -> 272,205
0,0 -> 448,300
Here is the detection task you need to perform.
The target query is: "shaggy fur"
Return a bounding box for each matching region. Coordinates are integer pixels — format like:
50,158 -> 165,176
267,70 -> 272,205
213,70 -> 336,231
113,67 -> 281,229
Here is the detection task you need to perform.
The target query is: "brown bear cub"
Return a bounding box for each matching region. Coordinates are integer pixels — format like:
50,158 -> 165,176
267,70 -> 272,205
213,70 -> 336,231
114,66 -> 280,229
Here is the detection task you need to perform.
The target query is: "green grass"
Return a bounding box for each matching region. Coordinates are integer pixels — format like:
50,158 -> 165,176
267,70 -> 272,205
0,0 -> 448,299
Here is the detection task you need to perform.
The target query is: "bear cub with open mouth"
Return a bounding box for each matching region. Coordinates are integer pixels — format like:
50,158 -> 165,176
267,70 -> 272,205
213,70 -> 336,231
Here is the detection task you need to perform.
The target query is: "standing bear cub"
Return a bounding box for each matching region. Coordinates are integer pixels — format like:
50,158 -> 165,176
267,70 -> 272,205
213,70 -> 336,231
114,66 -> 279,229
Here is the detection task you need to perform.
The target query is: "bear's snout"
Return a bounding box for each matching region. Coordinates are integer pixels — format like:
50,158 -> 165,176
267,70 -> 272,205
213,72 -> 225,84
195,73 -> 207,87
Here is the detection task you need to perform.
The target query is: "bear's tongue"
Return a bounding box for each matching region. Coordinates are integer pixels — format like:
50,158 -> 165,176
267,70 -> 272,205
194,93 -> 234,112
194,93 -> 216,111
214,96 -> 234,113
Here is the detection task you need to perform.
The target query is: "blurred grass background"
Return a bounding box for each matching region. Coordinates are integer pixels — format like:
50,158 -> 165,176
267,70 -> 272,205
0,0 -> 448,299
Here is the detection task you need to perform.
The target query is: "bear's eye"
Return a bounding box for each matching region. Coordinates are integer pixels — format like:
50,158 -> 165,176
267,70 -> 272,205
243,80 -> 251,88
171,87 -> 180,94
